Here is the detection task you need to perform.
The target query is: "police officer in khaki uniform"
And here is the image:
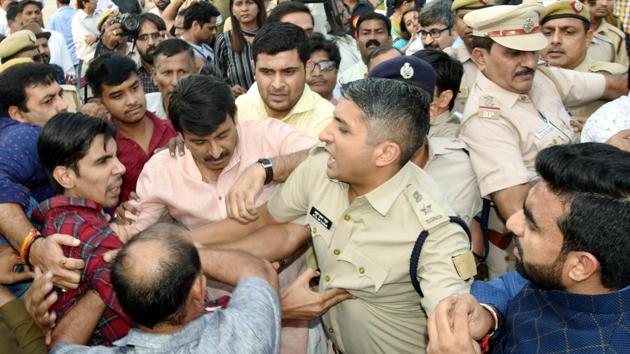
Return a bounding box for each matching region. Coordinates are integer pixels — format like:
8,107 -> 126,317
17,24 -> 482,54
369,55 -> 483,227
541,0 -> 627,118
192,78 -> 476,353
447,0 -> 496,116
0,30 -> 40,63
587,0 -> 629,68
459,3 -> 628,279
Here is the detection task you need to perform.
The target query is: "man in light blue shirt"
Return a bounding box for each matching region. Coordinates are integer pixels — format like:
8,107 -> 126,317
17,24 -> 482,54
50,223 -> 281,354
48,0 -> 78,67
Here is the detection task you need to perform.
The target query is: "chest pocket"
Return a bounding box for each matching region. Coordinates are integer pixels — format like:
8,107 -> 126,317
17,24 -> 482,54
336,244 -> 389,292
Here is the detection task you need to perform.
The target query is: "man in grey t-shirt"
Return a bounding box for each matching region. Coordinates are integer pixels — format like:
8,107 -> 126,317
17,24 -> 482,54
50,223 -> 281,354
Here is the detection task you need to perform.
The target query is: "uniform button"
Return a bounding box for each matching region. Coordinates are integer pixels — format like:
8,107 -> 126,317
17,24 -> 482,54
333,249 -> 340,255
312,227 -> 318,234
358,266 -> 365,274
324,275 -> 331,282
519,95 -> 528,101
343,214 -> 351,221
328,327 -> 334,334
218,196 -> 222,200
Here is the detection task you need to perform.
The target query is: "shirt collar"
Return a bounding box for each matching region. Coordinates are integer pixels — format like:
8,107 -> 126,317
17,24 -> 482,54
39,195 -> 104,215
114,315 -> 207,349
476,72 -> 522,108
363,162 -> 414,216
531,282 -> 630,315
258,85 -> 321,120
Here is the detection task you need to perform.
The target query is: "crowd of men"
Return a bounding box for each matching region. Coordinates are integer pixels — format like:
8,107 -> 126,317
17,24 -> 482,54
0,0 -> 629,352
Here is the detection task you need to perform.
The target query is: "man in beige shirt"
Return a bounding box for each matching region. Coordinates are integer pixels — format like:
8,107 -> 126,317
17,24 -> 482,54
192,79 -> 476,353
587,0 -> 629,68
235,22 -> 334,139
460,3 -> 628,278
446,0 -> 496,116
541,0 -> 627,118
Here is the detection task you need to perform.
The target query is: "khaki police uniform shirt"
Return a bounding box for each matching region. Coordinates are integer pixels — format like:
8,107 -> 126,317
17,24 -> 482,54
268,145 -> 474,353
424,137 -> 482,225
588,20 -> 629,69
445,46 -> 479,116
569,57 -> 627,118
459,67 -> 605,198
429,110 -> 460,138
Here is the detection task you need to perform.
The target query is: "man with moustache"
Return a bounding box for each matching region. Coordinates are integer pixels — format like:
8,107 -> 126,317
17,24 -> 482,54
133,13 -> 167,94
235,22 -> 334,138
459,3 -> 628,279
86,53 -> 178,204
427,143 -> 630,354
446,0 -> 495,115
36,113 -> 133,346
541,0 -> 627,118
339,12 -> 392,84
150,0 -> 169,16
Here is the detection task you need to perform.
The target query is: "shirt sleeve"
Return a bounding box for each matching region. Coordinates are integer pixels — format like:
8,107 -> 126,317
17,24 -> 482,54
261,118 -> 316,156
546,67 -> 606,109
0,299 -> 47,354
208,277 -> 281,354
459,116 -> 530,197
131,156 -> 169,232
267,148 -> 325,222
418,222 -> 473,315
0,125 -> 42,207
471,271 -> 529,314
213,33 -> 229,82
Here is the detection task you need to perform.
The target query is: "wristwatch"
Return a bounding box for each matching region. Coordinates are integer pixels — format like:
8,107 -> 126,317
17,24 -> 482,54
257,158 -> 273,185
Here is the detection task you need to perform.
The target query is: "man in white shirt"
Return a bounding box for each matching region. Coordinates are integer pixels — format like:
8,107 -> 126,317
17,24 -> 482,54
0,0 -> 13,36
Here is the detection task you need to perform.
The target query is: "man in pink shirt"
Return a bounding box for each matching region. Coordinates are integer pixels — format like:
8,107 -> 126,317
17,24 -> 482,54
131,75 -> 315,231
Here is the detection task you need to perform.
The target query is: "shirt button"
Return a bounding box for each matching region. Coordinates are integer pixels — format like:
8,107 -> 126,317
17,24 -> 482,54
312,227 -> 318,234
333,249 -> 340,255
324,275 -> 331,282
218,196 -> 222,200
358,266 -> 365,274
328,327 -> 334,334
343,214 -> 351,221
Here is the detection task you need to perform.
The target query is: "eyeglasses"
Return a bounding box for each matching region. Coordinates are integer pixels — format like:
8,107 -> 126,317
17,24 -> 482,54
137,32 -> 165,42
419,27 -> 451,39
307,60 -> 337,73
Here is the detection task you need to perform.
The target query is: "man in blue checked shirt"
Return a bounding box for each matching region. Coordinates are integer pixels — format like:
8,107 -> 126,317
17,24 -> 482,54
427,142 -> 630,354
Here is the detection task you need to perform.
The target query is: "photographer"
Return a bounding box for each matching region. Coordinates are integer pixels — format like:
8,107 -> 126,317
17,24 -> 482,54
94,10 -> 134,58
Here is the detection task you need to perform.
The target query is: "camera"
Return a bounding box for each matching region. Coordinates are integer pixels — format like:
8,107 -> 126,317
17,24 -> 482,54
113,13 -> 140,37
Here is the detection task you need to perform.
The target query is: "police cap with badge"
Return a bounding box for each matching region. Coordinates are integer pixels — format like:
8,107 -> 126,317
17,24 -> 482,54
368,55 -> 437,94
0,30 -> 38,63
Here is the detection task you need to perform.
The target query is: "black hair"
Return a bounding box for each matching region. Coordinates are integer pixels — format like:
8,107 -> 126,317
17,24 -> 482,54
57,0 -> 71,5
229,0 -> 266,53
0,62 -> 55,116
37,113 -> 117,194
168,75 -> 236,136
413,48 -> 463,110
308,33 -> 341,68
252,22 -> 310,64
535,143 -> 630,290
342,78 -> 430,165
112,223 -> 201,328
153,38 -> 195,65
85,53 -> 138,97
6,2 -> 20,22
356,12 -> 392,37
137,12 -> 167,38
471,35 -> 494,52
18,0 -> 42,12
267,1 -> 314,27
183,1 -> 221,30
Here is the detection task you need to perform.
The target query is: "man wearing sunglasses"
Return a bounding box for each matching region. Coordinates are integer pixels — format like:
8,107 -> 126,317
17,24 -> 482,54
419,0 -> 458,50
306,34 -> 341,104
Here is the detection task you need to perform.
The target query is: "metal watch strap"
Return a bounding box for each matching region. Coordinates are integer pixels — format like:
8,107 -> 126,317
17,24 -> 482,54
257,158 -> 273,185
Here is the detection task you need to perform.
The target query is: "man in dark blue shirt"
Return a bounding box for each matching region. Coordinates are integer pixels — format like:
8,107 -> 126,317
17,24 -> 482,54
427,143 -> 630,354
0,62 -> 84,297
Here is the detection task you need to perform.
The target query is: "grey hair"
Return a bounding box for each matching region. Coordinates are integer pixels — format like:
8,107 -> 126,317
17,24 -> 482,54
340,79 -> 431,166
419,0 -> 455,28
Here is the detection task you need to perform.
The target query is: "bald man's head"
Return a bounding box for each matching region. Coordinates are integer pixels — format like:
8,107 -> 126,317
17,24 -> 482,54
112,223 -> 202,329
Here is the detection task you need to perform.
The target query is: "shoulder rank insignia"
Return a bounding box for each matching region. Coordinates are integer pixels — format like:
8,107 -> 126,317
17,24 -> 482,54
478,95 -> 500,119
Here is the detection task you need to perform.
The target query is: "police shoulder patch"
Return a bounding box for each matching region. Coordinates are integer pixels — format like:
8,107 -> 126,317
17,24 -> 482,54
478,95 -> 501,119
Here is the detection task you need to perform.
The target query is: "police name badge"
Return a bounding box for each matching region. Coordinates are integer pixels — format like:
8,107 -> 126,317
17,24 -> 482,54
309,207 -> 333,230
